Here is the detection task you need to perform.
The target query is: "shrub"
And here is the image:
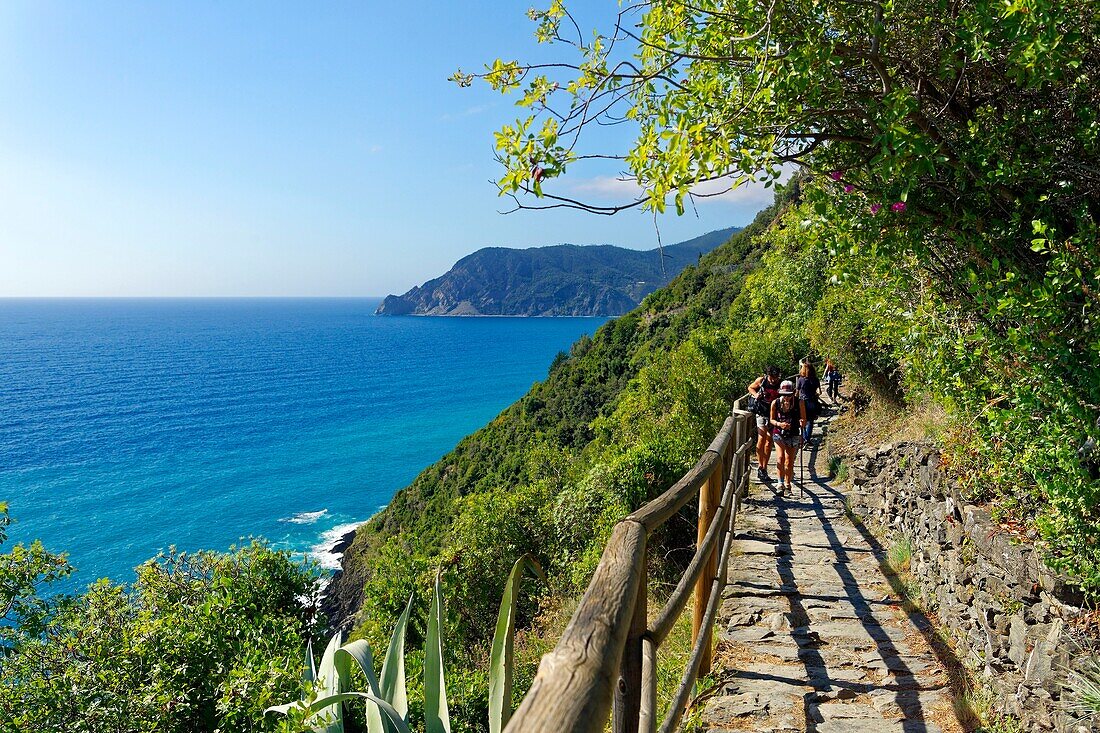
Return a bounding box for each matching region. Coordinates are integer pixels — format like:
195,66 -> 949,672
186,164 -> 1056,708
0,542 -> 320,733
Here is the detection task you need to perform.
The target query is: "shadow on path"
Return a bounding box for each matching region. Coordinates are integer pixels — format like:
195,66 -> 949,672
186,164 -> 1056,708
776,471 -> 932,732
801,436 -> 977,726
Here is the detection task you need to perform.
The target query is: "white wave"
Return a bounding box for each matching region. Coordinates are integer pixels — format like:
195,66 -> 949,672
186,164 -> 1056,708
309,521 -> 365,571
281,509 -> 329,525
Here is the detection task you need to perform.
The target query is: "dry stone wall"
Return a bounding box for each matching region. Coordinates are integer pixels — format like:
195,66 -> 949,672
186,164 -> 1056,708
841,440 -> 1098,733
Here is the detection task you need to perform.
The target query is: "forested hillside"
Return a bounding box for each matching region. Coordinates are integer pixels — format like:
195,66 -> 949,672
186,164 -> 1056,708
325,183 -> 800,726
467,0 -> 1099,597
327,187 -> 789,645
343,0 -> 1100,722
375,227 -> 739,316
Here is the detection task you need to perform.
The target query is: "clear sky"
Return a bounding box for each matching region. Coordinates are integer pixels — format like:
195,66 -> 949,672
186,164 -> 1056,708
0,2 -> 777,297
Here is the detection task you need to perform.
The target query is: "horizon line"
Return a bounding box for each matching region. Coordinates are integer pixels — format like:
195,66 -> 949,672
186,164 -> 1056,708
0,295 -> 388,299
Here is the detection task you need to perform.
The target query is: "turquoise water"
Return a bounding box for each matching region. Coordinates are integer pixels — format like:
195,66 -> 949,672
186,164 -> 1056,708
0,299 -> 607,593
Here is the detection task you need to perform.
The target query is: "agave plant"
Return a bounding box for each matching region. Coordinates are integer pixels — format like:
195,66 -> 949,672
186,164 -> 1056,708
489,556 -> 545,733
267,555 -> 543,733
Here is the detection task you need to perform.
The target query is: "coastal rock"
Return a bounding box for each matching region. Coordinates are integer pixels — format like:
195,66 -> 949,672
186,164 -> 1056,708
329,528 -> 357,556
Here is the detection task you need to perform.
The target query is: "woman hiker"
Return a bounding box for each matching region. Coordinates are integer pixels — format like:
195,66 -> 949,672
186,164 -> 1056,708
748,366 -> 783,481
770,380 -> 806,494
823,358 -> 842,404
797,359 -> 822,449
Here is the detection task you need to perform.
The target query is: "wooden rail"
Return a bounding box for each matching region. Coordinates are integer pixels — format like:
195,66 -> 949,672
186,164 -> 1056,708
506,394 -> 758,733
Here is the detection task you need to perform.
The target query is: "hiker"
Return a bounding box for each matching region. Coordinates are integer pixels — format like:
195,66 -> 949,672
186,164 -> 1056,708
770,380 -> 806,493
748,366 -> 783,481
796,359 -> 822,449
823,358 -> 842,404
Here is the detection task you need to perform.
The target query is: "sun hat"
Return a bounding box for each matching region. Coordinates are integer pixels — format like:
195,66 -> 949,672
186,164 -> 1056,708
779,380 -> 795,395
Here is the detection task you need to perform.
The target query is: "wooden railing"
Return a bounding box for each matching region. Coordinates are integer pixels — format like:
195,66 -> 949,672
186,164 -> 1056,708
506,395 -> 758,733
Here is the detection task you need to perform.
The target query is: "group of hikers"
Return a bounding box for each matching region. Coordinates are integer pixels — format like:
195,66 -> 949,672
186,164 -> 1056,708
746,358 -> 842,493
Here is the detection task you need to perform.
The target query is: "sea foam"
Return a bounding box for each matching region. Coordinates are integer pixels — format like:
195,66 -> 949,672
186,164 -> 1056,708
281,509 -> 329,525
309,521 -> 365,570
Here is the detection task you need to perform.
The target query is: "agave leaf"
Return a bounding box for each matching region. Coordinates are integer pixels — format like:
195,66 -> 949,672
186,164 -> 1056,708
305,636 -> 317,685
381,594 -> 414,720
335,639 -> 385,733
264,701 -> 308,716
318,632 -> 343,695
335,640 -> 382,695
312,632 -> 346,733
308,693 -> 412,733
424,573 -> 451,733
488,555 -> 546,733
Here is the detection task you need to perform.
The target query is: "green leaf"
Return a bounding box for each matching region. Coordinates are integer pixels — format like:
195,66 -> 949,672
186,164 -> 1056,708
315,632 -> 346,733
336,639 -> 381,694
264,701 -> 307,716
308,693 -> 412,733
424,573 -> 450,733
305,637 -> 316,685
489,555 -> 546,733
335,640 -> 385,733
381,594 -> 414,720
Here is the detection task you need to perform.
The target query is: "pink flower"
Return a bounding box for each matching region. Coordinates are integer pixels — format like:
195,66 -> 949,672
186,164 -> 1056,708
844,184 -> 854,193
890,201 -> 907,213
870,203 -> 882,214
828,170 -> 843,181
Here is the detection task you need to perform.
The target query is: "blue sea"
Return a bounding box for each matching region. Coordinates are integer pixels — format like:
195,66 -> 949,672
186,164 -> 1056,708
0,299 -> 608,594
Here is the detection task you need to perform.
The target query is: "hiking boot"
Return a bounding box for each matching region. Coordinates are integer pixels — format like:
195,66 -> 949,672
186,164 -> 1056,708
757,466 -> 769,482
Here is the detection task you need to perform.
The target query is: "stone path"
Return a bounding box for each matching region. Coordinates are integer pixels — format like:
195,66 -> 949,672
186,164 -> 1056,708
701,416 -> 962,733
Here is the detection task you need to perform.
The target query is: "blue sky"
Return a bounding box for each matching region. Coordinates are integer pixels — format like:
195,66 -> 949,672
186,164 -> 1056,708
0,2 -> 777,297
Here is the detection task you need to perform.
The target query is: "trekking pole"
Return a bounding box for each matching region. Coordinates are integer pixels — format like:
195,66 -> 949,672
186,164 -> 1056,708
799,436 -> 805,497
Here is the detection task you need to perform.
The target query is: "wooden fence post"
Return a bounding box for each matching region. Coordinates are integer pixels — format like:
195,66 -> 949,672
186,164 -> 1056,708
613,542 -> 647,733
692,465 -> 721,676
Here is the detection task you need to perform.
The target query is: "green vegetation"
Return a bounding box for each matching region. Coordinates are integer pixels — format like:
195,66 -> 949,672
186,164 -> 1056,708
962,682 -> 1027,733
4,2 -> 1098,728
0,503 -> 72,656
0,532 -> 320,733
267,576 -> 443,733
375,228 -> 739,316
459,0 -> 1098,592
269,557 -> 543,733
1067,659 -> 1100,720
827,456 -> 847,483
887,538 -> 914,575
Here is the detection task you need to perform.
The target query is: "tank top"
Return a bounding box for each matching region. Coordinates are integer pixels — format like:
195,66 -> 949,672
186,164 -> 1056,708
772,397 -> 800,438
759,377 -> 780,407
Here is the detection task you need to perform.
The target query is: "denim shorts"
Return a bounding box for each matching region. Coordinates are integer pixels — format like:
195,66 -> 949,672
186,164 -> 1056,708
773,432 -> 799,449
756,414 -> 770,430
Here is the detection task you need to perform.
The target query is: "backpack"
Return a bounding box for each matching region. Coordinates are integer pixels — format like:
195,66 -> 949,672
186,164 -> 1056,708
797,376 -> 821,419
749,376 -> 778,416
806,398 -> 822,421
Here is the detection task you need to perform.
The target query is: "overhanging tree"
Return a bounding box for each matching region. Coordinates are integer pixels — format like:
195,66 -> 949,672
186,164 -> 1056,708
459,0 -> 1100,591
